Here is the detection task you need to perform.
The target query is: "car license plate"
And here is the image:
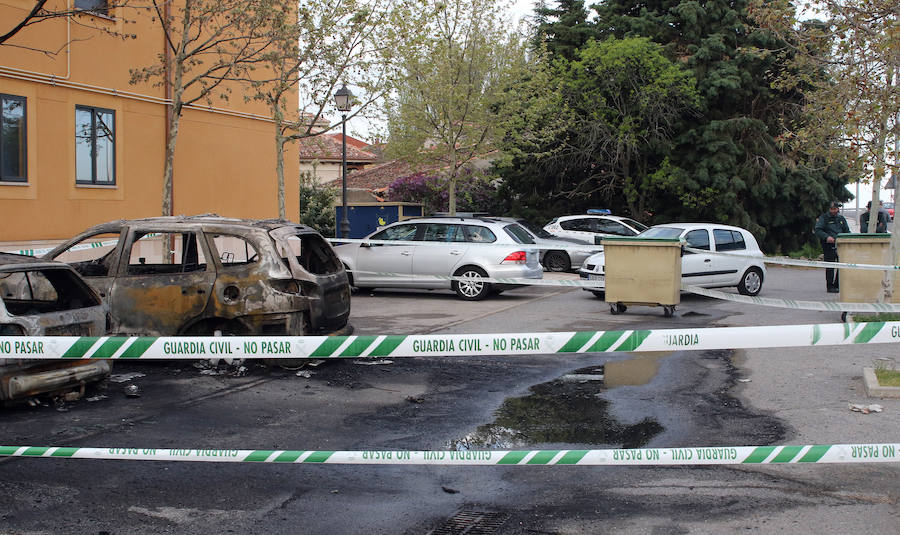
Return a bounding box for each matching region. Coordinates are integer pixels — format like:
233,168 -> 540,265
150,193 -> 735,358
588,274 -> 603,281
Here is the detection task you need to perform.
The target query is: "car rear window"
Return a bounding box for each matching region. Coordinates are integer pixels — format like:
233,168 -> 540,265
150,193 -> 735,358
0,268 -> 101,315
464,225 -> 497,243
714,229 -> 746,251
503,224 -> 536,244
621,218 -> 649,232
277,233 -> 342,275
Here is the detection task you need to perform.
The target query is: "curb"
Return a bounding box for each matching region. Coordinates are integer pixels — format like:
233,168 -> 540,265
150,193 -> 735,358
862,367 -> 900,398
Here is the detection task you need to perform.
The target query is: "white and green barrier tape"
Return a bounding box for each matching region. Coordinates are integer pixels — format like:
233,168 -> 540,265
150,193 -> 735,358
7,238 -> 120,257
683,246 -> 900,271
2,321 -> 898,360
683,285 -> 900,313
2,443 -> 898,466
347,269 -> 900,312
350,269 -> 602,288
328,237 -> 600,253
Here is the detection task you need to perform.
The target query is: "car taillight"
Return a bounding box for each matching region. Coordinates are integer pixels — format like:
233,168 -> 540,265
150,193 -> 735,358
501,251 -> 527,264
270,279 -> 301,294
0,324 -> 26,335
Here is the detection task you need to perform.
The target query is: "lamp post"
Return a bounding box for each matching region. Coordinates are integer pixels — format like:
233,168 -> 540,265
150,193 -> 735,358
334,85 -> 353,239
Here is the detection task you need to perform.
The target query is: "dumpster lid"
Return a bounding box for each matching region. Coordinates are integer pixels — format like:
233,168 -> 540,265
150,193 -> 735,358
837,233 -> 892,239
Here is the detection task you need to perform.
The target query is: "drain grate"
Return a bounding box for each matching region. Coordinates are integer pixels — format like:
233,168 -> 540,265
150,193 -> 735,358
428,509 -> 510,535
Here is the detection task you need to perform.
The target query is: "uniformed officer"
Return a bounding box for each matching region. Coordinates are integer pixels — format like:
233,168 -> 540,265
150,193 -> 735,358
814,201 -> 850,293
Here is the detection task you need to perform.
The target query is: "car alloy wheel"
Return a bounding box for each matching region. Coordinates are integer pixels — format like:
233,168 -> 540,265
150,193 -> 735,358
453,267 -> 490,300
543,251 -> 570,272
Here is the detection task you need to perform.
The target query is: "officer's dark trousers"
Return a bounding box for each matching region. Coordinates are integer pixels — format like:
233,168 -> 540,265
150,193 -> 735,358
823,242 -> 839,290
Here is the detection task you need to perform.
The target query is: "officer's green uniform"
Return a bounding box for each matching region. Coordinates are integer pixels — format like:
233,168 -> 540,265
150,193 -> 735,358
814,208 -> 850,292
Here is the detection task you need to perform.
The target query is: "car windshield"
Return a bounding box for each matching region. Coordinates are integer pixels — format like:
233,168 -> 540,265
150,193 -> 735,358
640,227 -> 685,239
503,224 -> 536,244
621,218 -> 649,232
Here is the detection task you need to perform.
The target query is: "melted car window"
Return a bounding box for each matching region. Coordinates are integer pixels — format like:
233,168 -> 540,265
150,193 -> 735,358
0,269 -> 100,315
127,232 -> 207,275
212,234 -> 259,267
278,234 -> 341,275
53,232 -> 120,277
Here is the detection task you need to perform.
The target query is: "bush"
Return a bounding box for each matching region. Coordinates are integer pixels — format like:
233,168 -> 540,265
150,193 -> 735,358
299,168 -> 337,237
386,167 -> 504,214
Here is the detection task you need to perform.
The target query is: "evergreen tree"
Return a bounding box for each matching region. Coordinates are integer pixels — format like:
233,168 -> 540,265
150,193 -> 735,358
503,0 -> 851,251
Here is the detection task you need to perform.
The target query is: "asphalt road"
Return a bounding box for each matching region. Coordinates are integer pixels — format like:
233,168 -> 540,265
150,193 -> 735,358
1,267 -> 898,534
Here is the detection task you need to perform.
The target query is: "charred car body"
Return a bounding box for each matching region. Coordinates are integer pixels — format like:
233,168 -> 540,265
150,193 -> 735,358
0,253 -> 111,402
45,216 -> 350,336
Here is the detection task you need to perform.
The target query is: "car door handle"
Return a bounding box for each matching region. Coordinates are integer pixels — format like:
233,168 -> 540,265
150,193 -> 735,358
450,250 -> 463,255
704,259 -> 711,263
400,251 -> 411,256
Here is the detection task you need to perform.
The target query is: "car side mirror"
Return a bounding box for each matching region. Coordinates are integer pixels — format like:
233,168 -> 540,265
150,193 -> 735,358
360,242 -> 372,248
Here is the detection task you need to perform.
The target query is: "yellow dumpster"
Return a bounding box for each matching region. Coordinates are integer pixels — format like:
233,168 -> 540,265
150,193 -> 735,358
603,237 -> 682,317
836,234 -> 900,317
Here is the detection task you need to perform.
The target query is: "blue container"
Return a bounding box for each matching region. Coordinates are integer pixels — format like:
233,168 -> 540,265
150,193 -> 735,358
335,202 -> 424,238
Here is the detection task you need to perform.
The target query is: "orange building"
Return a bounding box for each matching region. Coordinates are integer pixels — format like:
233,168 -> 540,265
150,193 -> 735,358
0,1 -> 299,249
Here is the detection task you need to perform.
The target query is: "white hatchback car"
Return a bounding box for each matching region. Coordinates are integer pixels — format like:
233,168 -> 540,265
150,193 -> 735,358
334,217 -> 543,300
578,223 -> 767,296
544,215 -> 649,244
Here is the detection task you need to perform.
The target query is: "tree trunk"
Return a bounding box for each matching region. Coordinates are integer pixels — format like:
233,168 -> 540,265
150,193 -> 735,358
273,103 -> 286,219
448,151 -> 458,215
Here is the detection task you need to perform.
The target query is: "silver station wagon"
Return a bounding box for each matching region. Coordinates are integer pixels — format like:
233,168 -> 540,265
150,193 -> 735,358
334,217 -> 543,300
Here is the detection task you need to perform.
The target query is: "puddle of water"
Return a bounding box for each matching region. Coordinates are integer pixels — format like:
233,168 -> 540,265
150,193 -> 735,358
602,351 -> 670,388
449,368 -> 663,451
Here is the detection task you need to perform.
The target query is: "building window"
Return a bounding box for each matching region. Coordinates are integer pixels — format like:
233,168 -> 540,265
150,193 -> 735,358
74,0 -> 109,16
1,94 -> 27,183
76,105 -> 115,185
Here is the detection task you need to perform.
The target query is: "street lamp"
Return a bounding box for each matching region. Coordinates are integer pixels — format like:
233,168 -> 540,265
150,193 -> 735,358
334,84 -> 353,239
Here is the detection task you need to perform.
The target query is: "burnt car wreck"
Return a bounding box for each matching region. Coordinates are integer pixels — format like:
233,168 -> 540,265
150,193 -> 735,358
45,216 -> 351,337
0,253 -> 111,402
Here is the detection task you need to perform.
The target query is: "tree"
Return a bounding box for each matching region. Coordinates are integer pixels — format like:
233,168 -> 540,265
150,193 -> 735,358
245,0 -> 420,218
386,0 -> 526,215
503,0 -> 851,251
298,164 -> 336,236
385,167 -> 504,214
750,0 -> 899,296
130,0 -> 278,217
557,37 -> 700,218
750,1 -> 898,231
1,1 -> 136,51
531,0 -> 594,60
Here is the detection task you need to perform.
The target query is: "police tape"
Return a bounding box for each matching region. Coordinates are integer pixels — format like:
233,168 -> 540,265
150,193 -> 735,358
346,269 -> 900,312
2,321 -> 898,360
348,269 -> 603,288
2,443 -> 898,465
683,247 -> 900,271
328,237 -> 601,253
9,237 -> 124,257
683,285 -> 900,313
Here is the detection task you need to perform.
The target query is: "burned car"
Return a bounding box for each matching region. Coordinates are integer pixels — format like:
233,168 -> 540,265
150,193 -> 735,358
45,216 -> 350,336
0,253 -> 111,402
